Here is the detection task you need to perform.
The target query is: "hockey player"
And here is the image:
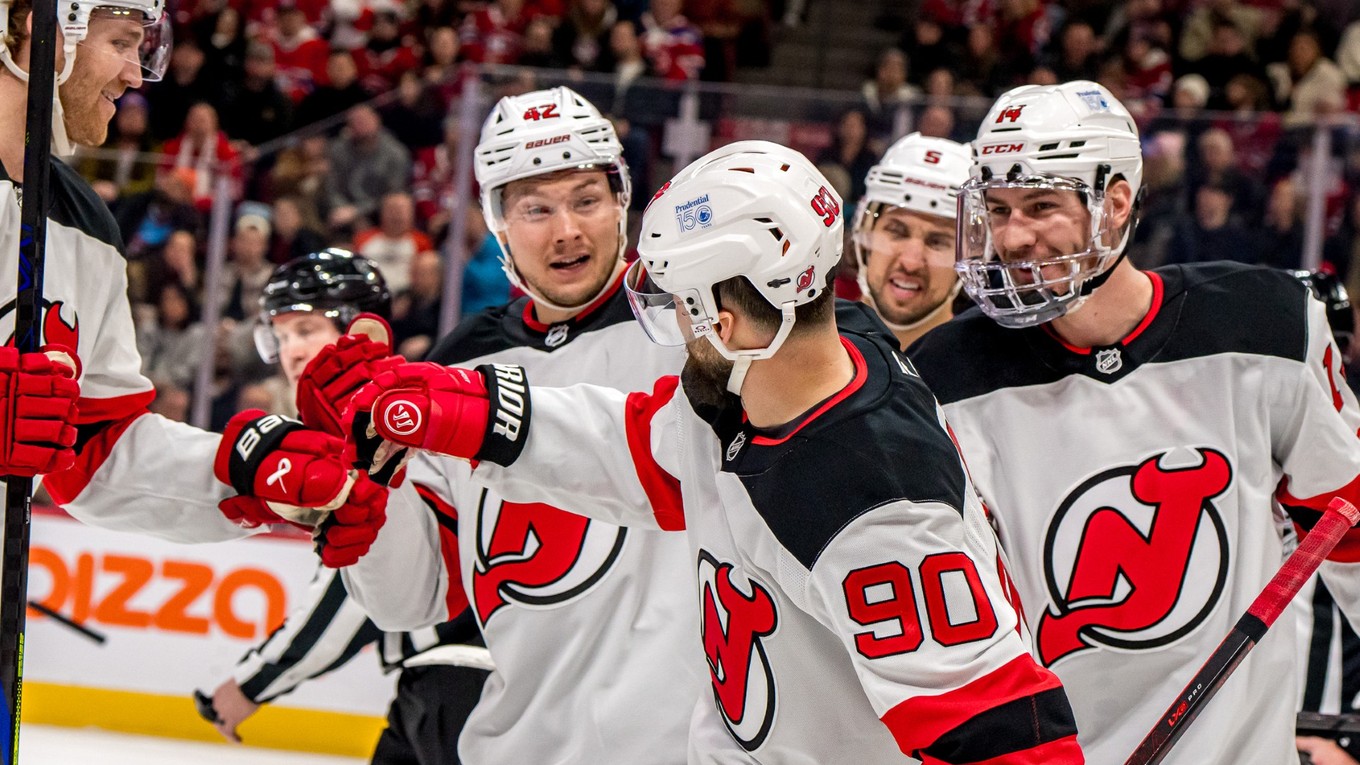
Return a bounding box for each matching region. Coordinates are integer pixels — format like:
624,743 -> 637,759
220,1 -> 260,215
907,81 -> 1360,764
343,141 -> 1084,763
0,1 -> 385,557
852,133 -> 972,350
199,250 -> 488,765
329,86 -> 704,763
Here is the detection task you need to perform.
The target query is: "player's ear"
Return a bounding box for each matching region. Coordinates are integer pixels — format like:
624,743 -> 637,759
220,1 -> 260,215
1105,179 -> 1134,231
713,309 -> 736,345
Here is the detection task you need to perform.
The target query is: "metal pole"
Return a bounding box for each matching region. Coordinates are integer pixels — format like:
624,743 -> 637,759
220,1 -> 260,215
1301,119 -> 1332,272
438,72 -> 482,339
191,171 -> 234,429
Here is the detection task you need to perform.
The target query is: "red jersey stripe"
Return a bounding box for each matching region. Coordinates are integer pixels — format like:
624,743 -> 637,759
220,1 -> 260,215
413,483 -> 470,618
625,375 -> 685,530
43,408 -> 149,505
75,390 -> 156,425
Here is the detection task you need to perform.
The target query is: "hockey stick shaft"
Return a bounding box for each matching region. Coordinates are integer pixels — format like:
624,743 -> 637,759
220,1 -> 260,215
2,1 -> 57,761
1124,496 -> 1360,765
25,602 -> 104,645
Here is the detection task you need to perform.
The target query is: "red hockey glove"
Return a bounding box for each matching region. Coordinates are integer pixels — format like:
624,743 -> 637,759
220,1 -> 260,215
0,344 -> 81,478
313,473 -> 388,567
345,362 -> 529,470
214,410 -> 356,526
295,314 -> 402,438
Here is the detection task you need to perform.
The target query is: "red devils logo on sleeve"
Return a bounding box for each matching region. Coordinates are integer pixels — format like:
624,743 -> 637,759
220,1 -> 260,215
471,488 -> 627,625
1036,448 -> 1232,666
1,298 -> 80,350
698,550 -> 778,751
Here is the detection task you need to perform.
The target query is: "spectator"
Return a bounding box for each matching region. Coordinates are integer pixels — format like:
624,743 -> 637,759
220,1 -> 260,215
1189,126 -> 1264,222
138,229 -> 202,308
461,0 -> 529,64
422,26 -> 463,107
1213,73 -> 1281,176
606,19 -> 648,113
353,192 -> 434,295
916,103 -> 958,141
1340,20 -> 1360,83
1179,0 -> 1263,63
218,41 -> 295,148
113,168 -> 202,262
1256,177 -> 1307,269
161,102 -> 241,213
390,249 -> 444,358
1274,29 -> 1348,128
296,51 -> 371,132
78,92 -> 156,204
1333,195 -> 1360,296
268,195 -> 326,265
412,116 -> 462,239
459,203 -> 513,315
860,48 -> 920,144
1050,20 -> 1101,82
816,109 -> 876,203
1192,18 -> 1269,110
218,213 -> 277,322
957,23 -> 1006,96
267,135 -> 331,221
992,0 -> 1055,76
900,17 -> 957,88
323,105 -> 412,234
145,39 -> 216,142
381,70 -> 446,150
640,0 -> 705,80
416,0 -> 461,30
199,5 -> 248,88
269,3 -> 331,103
1113,28 -> 1172,107
552,0 -> 618,71
355,8 -> 422,92
519,16 -> 557,67
1166,180 -> 1258,265
137,281 -> 209,391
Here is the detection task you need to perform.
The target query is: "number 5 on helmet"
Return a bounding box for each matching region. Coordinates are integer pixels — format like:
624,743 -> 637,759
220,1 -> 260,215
344,362 -> 531,473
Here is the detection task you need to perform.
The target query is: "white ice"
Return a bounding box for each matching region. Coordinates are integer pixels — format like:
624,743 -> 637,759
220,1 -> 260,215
18,724 -> 366,764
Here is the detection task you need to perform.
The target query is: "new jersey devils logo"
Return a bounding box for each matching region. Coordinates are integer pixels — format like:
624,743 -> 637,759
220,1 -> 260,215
698,550 -> 778,751
0,298 -> 79,350
471,488 -> 627,625
1036,448 -> 1232,666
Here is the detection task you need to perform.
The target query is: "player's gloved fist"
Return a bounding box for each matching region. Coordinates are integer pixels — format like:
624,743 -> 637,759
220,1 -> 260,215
295,314 -> 402,437
313,473 -> 388,567
345,362 -> 529,468
0,344 -> 81,478
214,410 -> 356,527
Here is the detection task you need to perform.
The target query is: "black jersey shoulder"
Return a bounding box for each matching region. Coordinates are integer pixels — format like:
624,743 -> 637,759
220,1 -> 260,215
906,305 -> 1060,405
730,332 -> 968,570
834,298 -> 900,346
1154,261 -> 1309,364
426,287 -> 637,364
0,157 -> 123,253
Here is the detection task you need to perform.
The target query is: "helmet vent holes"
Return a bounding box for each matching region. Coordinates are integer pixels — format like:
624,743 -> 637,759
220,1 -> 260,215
1039,142 -> 1060,151
533,158 -> 542,165
730,167 -> 756,174
781,240 -> 791,256
780,164 -> 791,172
1069,140 -> 1086,148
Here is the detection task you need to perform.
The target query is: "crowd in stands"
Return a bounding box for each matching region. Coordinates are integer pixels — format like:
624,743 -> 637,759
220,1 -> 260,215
69,0 -> 1360,431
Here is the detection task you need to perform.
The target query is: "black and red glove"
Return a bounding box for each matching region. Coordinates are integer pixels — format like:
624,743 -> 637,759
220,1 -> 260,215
295,314 -> 403,438
312,473 -> 388,567
345,362 -> 529,473
0,344 -> 80,478
214,410 -> 357,527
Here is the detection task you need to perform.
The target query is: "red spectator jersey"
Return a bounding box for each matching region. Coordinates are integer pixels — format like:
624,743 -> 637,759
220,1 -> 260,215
270,28 -> 331,102
640,13 -> 705,81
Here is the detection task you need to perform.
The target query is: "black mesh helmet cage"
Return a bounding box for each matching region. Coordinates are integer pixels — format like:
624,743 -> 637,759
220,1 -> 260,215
1291,268 -> 1354,357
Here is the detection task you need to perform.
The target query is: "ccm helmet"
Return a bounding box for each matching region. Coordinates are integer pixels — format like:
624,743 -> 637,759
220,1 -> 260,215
255,249 -> 391,363
852,133 -> 971,329
957,80 -> 1143,328
627,140 -> 843,394
475,86 -> 631,310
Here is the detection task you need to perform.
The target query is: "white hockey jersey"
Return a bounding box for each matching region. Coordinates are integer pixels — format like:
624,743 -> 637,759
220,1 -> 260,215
1,159 -> 244,542
349,281 -> 705,764
351,310 -> 1084,763
908,263 -> 1360,765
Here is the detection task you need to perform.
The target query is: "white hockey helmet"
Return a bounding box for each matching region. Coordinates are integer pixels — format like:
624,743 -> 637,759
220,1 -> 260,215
852,133 -> 971,327
957,80 -> 1143,327
627,140 -> 842,393
475,86 -> 631,309
0,0 -> 170,154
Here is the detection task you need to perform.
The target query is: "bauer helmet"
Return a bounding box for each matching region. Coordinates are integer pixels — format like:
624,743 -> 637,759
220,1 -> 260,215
852,133 -> 971,330
254,249 -> 391,363
957,80 -> 1143,328
627,140 -> 842,393
475,86 -> 631,310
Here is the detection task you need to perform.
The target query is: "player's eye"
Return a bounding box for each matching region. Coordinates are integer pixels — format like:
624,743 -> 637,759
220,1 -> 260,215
926,234 -> 954,250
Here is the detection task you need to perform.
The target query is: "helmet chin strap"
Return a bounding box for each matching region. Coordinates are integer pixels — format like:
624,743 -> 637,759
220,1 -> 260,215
1,44 -> 78,156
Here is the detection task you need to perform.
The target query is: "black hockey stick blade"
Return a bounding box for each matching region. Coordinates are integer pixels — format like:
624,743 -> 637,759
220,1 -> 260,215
1124,497 -> 1360,765
26,602 -> 105,645
2,0 -> 58,761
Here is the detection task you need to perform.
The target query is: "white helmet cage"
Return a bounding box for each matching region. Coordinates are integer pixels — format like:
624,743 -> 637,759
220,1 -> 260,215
851,133 -> 971,327
627,140 -> 843,392
475,86 -> 632,310
958,80 -> 1144,328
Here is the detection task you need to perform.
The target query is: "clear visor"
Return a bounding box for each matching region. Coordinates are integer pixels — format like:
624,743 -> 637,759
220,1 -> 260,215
954,175 -> 1121,327
624,259 -> 709,346
253,318 -> 281,363
78,7 -> 173,82
252,305 -> 351,363
852,202 -> 957,270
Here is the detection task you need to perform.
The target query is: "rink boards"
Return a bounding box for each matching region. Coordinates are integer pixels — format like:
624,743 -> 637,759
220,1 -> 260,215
20,506 -> 396,757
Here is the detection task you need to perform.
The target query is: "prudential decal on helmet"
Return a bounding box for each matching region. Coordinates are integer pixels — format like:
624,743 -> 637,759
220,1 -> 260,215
675,195 -> 714,232
1075,89 -> 1110,111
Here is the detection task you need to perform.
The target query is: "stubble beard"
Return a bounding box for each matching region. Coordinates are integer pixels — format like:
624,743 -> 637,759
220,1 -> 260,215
680,337 -> 735,411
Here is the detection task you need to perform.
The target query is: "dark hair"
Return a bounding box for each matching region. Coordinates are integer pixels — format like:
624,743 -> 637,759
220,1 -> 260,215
4,0 -> 30,58
159,280 -> 201,329
713,269 -> 837,337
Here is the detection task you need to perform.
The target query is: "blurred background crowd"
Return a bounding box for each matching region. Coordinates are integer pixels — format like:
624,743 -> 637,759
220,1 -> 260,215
78,0 -> 1360,431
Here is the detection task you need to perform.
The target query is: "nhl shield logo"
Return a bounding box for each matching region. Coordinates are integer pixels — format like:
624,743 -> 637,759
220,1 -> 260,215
545,324 -> 570,347
1095,348 -> 1122,375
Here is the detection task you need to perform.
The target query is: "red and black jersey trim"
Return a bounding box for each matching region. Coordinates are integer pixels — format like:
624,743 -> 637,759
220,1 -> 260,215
1,157 -> 124,251
1278,474 -> 1360,563
914,687 -> 1078,763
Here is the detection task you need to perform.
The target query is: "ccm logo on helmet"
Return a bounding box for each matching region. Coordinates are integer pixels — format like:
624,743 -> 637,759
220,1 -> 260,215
525,134 -> 571,150
981,143 -> 1025,155
383,400 -> 423,438
995,105 -> 1026,123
